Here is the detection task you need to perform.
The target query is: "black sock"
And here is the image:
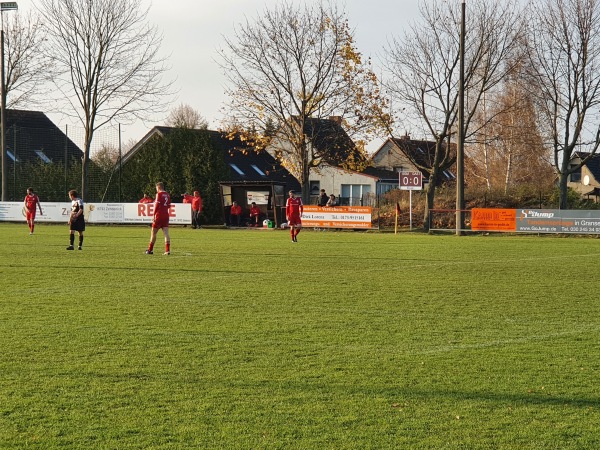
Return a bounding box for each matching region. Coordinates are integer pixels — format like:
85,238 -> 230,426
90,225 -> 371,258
70,234 -> 74,246
79,235 -> 84,247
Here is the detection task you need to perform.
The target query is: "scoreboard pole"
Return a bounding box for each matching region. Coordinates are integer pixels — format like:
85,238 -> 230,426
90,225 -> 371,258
399,171 -> 423,231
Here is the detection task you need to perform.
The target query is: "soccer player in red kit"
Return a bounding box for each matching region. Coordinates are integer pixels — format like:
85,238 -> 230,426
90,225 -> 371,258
146,182 -> 172,255
285,190 -> 303,242
24,187 -> 43,235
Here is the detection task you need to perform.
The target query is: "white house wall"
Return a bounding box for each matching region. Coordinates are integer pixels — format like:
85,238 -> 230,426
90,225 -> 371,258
309,165 -> 377,197
372,140 -> 419,172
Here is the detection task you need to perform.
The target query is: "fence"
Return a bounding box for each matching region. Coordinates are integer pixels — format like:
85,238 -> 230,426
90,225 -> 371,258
5,123 -> 121,202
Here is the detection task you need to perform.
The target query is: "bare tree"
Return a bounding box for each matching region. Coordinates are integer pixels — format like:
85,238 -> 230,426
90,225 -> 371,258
526,0 -> 600,209
1,11 -> 54,201
383,0 -> 523,229
466,62 -> 553,193
166,103 -> 208,129
92,144 -> 120,173
37,0 -> 172,200
218,0 -> 388,200
3,11 -> 53,109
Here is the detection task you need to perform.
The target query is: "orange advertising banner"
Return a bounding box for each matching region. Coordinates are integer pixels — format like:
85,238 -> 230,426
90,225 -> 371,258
301,205 -> 372,229
471,208 -> 516,231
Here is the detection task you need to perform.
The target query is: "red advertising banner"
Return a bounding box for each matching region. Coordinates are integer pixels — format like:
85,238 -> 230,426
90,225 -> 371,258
471,208 -> 516,231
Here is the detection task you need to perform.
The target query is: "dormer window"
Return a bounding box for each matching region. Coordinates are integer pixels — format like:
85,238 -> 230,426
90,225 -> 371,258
229,163 -> 244,175
34,150 -> 52,164
251,164 -> 265,176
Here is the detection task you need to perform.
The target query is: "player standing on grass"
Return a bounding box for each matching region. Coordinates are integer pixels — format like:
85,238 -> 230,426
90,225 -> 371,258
146,181 -> 172,255
24,187 -> 43,235
66,190 -> 85,250
286,190 -> 303,242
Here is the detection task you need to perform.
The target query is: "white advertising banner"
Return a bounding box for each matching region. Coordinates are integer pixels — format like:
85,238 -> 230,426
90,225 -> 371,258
246,191 -> 270,205
300,205 -> 372,229
0,202 -> 192,224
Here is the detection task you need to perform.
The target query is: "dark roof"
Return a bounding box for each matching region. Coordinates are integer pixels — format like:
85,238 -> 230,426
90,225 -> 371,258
573,151 -> 600,181
300,117 -> 365,165
5,109 -> 83,165
123,126 -> 300,189
374,137 -> 456,182
361,166 -> 400,182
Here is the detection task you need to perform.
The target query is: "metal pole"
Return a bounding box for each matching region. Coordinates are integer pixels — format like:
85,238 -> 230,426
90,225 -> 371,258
65,125 -> 68,199
0,28 -> 6,201
455,0 -> 466,235
409,190 -> 413,231
118,123 -> 122,202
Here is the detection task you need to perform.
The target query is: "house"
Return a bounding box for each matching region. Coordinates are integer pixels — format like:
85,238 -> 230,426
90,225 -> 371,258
308,163 -> 400,206
121,126 -> 300,225
5,109 -> 83,167
371,135 -> 456,185
2,109 -> 85,201
567,151 -> 600,200
266,116 -> 398,205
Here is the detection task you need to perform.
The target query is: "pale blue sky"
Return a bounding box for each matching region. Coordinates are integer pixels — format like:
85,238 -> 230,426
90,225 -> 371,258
16,0 -> 421,145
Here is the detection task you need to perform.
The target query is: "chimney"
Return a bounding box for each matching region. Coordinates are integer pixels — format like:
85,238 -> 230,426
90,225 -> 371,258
329,116 -> 342,125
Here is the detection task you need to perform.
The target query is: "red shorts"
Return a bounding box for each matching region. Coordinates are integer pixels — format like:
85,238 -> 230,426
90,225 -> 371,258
26,210 -> 36,221
152,214 -> 170,229
288,214 -> 302,226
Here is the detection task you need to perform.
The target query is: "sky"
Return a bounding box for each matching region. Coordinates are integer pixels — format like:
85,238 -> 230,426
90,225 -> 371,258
15,0 -> 421,147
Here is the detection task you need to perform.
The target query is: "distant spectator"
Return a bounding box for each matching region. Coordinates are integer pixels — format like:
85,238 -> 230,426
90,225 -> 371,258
229,201 -> 242,227
249,202 -> 261,227
317,189 -> 328,207
326,194 -> 337,207
182,191 -> 203,229
139,193 -> 153,203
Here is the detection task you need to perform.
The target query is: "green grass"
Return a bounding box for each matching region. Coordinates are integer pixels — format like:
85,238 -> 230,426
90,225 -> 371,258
1,223 -> 599,449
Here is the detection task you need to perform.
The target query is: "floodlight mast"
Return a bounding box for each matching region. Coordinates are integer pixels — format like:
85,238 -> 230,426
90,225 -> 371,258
456,0 -> 466,236
0,1 -> 17,201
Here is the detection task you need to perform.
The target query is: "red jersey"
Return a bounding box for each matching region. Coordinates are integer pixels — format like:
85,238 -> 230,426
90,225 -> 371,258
24,194 -> 40,212
249,206 -> 260,217
182,194 -> 203,212
286,197 -> 303,217
154,191 -> 171,216
230,204 -> 242,215
139,196 -> 153,203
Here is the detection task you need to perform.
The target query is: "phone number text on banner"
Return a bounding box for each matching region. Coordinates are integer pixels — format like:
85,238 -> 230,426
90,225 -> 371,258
301,206 -> 372,229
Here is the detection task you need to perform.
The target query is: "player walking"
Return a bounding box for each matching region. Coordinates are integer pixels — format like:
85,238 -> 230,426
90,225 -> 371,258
66,190 -> 85,250
285,190 -> 303,242
24,187 -> 43,235
146,182 -> 172,255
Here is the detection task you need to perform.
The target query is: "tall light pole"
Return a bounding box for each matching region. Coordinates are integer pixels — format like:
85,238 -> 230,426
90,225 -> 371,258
455,0 -> 465,236
0,1 -> 17,201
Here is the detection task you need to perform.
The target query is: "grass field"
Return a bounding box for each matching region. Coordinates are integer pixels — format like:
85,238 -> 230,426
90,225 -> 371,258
0,223 -> 599,449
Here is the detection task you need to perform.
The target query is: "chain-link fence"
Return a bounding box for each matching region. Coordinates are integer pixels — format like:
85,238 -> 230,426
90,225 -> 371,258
5,123 -> 121,202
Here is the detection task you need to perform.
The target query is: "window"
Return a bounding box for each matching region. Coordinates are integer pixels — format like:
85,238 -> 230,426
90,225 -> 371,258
229,163 -> 244,175
7,150 -> 19,162
443,170 -> 456,180
34,150 -> 52,164
341,184 -> 372,206
251,164 -> 265,176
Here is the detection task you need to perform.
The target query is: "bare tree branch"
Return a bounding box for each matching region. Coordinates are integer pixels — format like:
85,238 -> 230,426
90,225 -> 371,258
383,0 -> 523,229
218,0 -> 389,198
526,0 -> 600,209
37,0 -> 174,200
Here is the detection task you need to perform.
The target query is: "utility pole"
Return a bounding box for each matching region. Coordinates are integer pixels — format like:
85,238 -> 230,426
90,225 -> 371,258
0,1 -> 17,201
456,0 -> 466,236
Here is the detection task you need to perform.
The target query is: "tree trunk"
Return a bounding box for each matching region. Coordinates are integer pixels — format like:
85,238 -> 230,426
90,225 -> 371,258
558,171 -> 569,210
